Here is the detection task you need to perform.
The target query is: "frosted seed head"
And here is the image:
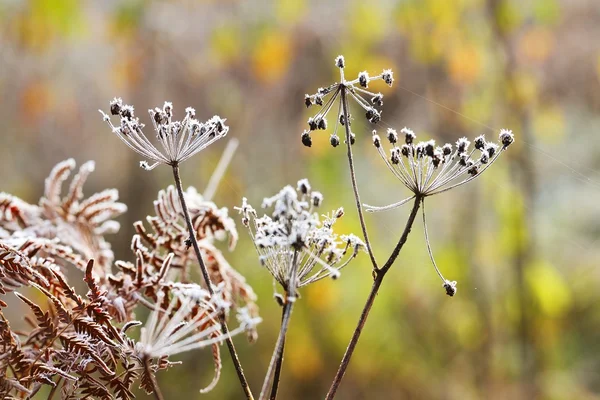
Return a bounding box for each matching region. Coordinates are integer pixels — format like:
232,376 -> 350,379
163,101 -> 173,117
387,128 -> 398,144
442,143 -> 452,156
311,191 -> 323,207
330,134 -> 340,148
474,135 -> 486,150
381,69 -> 394,86
307,117 -> 317,131
456,137 -> 470,154
424,140 -> 435,157
486,143 -> 499,158
110,97 -> 123,115
185,107 -> 196,119
301,131 -> 312,147
372,133 -> 381,148
479,152 -> 489,164
443,280 -> 457,297
335,55 -> 345,69
402,127 -> 416,144
304,94 -> 313,108
366,107 -> 381,124
371,93 -> 383,107
317,117 -> 327,130
120,104 -> 135,120
297,179 -> 311,195
358,71 -> 369,88
499,129 -> 514,148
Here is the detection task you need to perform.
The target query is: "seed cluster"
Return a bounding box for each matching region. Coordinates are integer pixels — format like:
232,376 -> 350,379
236,179 -> 364,300
301,56 -> 394,148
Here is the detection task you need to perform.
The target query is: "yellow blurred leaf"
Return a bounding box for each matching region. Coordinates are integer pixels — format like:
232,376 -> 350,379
286,329 -> 322,380
252,31 -> 292,84
447,43 -> 483,85
526,259 -> 571,317
211,24 -> 241,66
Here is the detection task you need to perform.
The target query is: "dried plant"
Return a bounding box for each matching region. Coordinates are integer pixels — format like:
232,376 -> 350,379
1,53 -> 515,400
100,99 -> 255,398
237,179 -> 363,399
298,56 -> 513,399
0,159 -> 259,399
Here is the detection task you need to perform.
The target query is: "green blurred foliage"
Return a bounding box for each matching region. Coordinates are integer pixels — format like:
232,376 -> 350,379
1,0 -> 599,399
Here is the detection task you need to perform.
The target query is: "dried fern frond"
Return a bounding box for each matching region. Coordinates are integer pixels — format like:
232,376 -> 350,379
130,186 -> 257,320
0,159 -> 126,279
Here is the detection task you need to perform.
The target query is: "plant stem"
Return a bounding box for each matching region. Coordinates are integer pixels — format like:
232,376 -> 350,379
325,196 -> 421,399
263,300 -> 293,400
340,87 -> 378,270
259,251 -> 299,400
144,356 -> 165,400
47,377 -> 62,400
268,306 -> 288,400
172,164 -> 254,400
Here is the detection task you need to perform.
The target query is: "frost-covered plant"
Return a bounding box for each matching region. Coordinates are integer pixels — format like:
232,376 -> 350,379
237,179 -> 363,399
297,56 -> 514,400
237,179 -> 363,298
100,98 -> 228,171
100,99 -> 255,399
0,159 -> 259,399
301,55 -> 394,148
368,128 -> 515,295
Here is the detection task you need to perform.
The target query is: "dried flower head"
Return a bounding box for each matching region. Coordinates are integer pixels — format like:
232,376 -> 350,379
236,180 -> 363,301
366,128 -> 514,296
100,98 -> 229,170
135,284 -> 259,360
366,128 -> 515,212
301,56 -> 393,147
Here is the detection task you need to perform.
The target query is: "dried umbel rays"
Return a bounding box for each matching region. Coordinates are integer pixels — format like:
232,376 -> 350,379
368,128 -> 514,296
100,99 -> 229,170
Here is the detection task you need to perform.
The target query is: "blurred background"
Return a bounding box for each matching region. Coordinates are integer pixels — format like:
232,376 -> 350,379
1,0 -> 600,398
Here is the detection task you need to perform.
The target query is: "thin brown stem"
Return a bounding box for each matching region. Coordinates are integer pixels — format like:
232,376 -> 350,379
47,377 -> 62,400
340,87 -> 378,270
172,164 -> 254,400
325,196 -> 421,399
268,306 -> 288,400
144,356 -> 164,400
259,251 -> 299,400
263,300 -> 293,400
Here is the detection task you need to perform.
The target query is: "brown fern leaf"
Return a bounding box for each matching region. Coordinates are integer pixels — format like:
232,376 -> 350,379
14,292 -> 58,344
59,334 -> 115,376
0,242 -> 49,303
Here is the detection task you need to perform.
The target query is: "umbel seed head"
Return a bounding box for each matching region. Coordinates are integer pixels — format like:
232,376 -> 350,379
301,55 -> 394,146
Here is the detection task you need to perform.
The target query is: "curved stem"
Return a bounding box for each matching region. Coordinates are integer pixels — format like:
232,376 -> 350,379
172,164 -> 254,400
340,87 -> 378,269
325,197 -> 421,399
